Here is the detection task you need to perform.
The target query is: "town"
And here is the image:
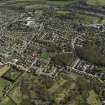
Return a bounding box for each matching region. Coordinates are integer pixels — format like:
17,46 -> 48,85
0,0 -> 105,105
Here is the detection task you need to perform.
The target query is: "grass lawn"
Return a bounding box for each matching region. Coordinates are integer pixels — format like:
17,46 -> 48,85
41,52 -> 49,60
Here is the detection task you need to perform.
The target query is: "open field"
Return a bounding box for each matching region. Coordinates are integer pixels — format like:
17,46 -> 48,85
0,97 -> 16,105
8,71 -> 102,105
87,90 -> 102,105
76,14 -> 100,24
10,87 -> 22,105
0,0 -> 77,8
0,78 -> 11,95
87,0 -> 105,6
0,65 -> 10,77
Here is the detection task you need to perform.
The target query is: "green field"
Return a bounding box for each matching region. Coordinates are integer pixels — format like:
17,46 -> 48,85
0,78 -> 11,96
0,67 -> 103,105
13,71 -> 103,105
47,0 -> 77,6
76,14 -> 100,24
0,97 -> 16,105
0,0 -> 77,8
87,90 -> 102,105
41,52 -> 49,60
10,87 -> 22,105
3,69 -> 22,81
87,0 -> 105,5
0,65 -> 10,77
